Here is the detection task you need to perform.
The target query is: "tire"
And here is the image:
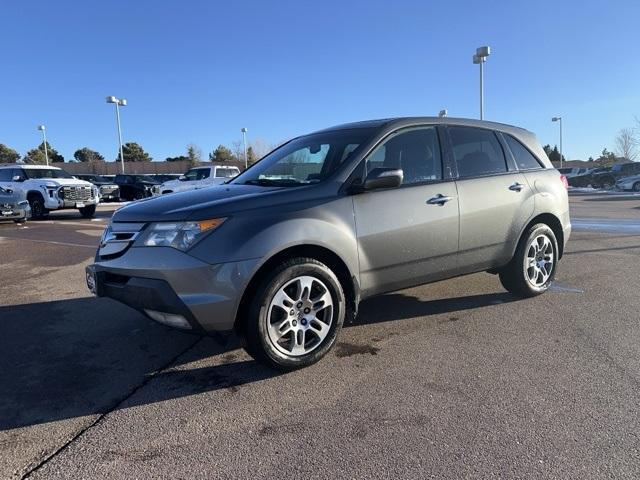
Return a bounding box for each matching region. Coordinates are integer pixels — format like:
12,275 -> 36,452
243,257 -> 346,371
13,217 -> 27,224
134,191 -> 146,200
79,204 -> 97,218
28,195 -> 47,220
499,224 -> 559,298
633,182 -> 640,192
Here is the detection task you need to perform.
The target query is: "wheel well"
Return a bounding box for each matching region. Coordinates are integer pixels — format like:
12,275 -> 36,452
233,245 -> 358,334
523,213 -> 565,258
26,191 -> 44,202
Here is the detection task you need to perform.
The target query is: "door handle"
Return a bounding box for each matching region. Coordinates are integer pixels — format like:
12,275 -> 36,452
509,182 -> 525,192
427,194 -> 453,206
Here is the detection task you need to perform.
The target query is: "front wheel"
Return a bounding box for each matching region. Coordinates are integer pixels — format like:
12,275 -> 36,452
79,204 -> 96,218
633,182 -> 640,192
243,257 -> 346,371
499,224 -> 558,298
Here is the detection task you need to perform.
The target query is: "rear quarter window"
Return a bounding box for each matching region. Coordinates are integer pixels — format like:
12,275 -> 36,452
504,135 -> 543,170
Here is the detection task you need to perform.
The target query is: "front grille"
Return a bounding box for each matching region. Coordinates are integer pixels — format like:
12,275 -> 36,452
98,222 -> 146,260
60,185 -> 93,201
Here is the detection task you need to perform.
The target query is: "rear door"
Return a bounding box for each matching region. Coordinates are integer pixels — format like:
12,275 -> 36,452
446,126 -> 534,272
353,126 -> 459,296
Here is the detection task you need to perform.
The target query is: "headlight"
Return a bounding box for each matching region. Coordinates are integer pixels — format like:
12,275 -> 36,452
138,218 -> 226,251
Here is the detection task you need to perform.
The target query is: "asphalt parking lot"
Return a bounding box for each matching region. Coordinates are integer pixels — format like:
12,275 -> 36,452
1,195 -> 640,479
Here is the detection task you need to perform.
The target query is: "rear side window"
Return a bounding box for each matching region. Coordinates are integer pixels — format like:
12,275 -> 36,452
449,127 -> 507,178
505,135 -> 542,170
366,127 -> 443,185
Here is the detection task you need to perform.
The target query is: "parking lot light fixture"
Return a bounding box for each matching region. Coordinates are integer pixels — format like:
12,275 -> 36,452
241,127 -> 248,170
552,116 -> 563,169
106,96 -> 127,173
438,109 -> 448,118
37,125 -> 49,166
473,45 -> 491,120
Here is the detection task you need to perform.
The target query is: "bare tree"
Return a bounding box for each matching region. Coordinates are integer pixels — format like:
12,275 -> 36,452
614,128 -> 638,161
231,140 -> 244,161
250,138 -> 273,160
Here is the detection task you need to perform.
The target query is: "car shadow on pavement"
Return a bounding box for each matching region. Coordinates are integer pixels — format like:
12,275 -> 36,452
352,291 -> 517,326
0,290 -> 516,431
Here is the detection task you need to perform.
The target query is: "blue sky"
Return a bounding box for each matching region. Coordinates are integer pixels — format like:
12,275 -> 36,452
2,0 -> 639,162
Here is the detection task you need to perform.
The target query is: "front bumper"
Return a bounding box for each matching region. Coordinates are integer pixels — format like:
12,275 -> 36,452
0,203 -> 31,221
86,247 -> 260,333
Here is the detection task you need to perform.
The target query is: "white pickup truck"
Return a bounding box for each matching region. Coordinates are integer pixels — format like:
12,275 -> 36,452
0,164 -> 99,219
151,165 -> 241,196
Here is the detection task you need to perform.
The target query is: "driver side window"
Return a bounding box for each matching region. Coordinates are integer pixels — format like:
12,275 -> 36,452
366,127 -> 443,185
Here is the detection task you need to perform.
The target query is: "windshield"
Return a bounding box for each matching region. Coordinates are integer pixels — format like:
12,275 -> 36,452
231,128 -> 376,187
24,168 -> 73,179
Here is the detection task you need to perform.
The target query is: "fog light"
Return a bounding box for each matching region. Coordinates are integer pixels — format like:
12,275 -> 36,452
144,309 -> 192,329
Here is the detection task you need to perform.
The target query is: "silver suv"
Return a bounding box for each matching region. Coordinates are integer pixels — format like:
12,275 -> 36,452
87,117 -> 571,370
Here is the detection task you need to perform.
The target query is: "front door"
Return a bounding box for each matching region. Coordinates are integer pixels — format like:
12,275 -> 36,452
353,126 -> 460,296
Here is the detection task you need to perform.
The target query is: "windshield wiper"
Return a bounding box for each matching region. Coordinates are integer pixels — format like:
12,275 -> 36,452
243,178 -> 303,187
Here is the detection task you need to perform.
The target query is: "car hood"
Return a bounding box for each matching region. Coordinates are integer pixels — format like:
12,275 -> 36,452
35,178 -> 95,187
0,190 -> 26,203
618,174 -> 640,182
160,179 -> 182,189
113,184 -> 286,222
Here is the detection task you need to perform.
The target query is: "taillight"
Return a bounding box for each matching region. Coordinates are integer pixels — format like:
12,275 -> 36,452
560,174 -> 569,189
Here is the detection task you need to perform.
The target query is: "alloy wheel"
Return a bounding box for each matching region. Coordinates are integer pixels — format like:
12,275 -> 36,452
266,275 -> 333,357
524,234 -> 554,288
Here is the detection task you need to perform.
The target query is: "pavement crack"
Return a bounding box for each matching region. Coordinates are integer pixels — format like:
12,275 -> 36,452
19,335 -> 203,479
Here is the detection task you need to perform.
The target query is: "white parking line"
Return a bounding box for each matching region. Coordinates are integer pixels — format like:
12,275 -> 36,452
0,236 -> 97,249
33,220 -> 106,228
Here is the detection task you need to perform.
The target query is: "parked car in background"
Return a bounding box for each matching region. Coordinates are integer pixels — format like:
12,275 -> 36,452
88,117 -> 570,370
149,173 -> 182,183
591,163 -> 640,189
615,174 -> 640,192
558,167 -> 592,178
152,165 -> 240,196
114,174 -> 160,201
0,164 -> 99,219
0,185 -> 31,223
74,174 -> 120,201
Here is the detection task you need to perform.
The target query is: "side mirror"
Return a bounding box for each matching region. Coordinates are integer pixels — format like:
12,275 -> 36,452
179,175 -> 187,181
362,168 -> 403,191
12,175 -> 24,182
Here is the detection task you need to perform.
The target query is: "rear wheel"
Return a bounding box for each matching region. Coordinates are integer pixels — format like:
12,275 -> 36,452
243,257 -> 346,370
79,204 -> 96,218
499,224 -> 558,298
633,182 -> 640,192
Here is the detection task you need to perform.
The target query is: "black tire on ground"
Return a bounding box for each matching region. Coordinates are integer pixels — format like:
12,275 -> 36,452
13,217 -> 27,224
243,257 -> 346,371
28,195 -> 47,220
498,223 -> 559,298
79,204 -> 97,218
633,182 -> 640,192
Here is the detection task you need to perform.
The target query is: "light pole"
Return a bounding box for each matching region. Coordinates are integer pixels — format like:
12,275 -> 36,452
472,46 -> 491,120
106,96 -> 127,173
37,125 -> 49,166
241,127 -> 248,170
552,116 -> 563,168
